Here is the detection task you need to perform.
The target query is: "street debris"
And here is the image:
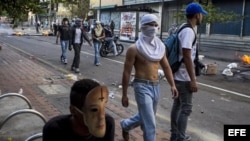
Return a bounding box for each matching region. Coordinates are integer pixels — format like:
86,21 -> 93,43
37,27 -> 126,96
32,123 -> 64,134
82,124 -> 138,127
222,62 -> 238,76
227,62 -> 238,69
18,88 -> 23,95
64,74 -> 78,81
203,63 -> 217,75
109,92 -> 114,99
222,68 -> 233,76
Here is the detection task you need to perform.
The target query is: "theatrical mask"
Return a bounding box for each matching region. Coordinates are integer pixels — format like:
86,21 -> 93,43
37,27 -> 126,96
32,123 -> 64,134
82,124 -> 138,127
82,86 -> 109,138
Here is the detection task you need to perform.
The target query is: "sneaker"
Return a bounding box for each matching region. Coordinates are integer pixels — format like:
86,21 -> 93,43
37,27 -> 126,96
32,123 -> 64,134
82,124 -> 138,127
60,56 -> 64,62
122,129 -> 129,141
75,68 -> 80,73
95,63 -> 101,66
71,67 -> 75,71
64,59 -> 67,64
185,135 -> 191,141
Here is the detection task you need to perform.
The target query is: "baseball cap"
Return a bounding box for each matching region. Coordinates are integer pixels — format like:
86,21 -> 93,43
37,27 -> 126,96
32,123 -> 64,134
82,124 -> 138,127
186,2 -> 208,15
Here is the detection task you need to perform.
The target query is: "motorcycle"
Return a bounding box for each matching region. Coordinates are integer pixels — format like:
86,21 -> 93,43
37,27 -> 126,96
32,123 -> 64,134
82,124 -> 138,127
99,35 -> 124,57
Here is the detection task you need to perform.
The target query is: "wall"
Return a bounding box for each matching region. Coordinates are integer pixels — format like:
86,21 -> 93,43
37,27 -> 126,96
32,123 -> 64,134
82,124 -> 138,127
90,0 -> 122,8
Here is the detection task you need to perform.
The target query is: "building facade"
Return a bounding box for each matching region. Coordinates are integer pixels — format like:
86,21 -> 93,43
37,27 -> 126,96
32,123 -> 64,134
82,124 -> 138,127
90,0 -> 250,41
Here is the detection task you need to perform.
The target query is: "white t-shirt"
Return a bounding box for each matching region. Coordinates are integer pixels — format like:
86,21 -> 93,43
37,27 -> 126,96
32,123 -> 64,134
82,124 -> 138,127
74,28 -> 81,44
174,26 -> 197,81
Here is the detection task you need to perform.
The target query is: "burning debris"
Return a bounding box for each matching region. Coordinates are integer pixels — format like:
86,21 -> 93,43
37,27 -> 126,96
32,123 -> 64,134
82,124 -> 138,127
241,55 -> 250,66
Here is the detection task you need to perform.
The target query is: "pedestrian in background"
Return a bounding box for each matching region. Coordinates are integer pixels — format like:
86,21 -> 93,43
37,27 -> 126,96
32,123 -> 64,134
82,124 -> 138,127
168,23 -> 177,36
56,18 -> 71,64
69,18 -> 92,73
120,14 -> 178,141
169,2 -> 207,141
110,20 -> 115,35
102,23 -> 118,56
91,21 -> 105,66
43,79 -> 115,141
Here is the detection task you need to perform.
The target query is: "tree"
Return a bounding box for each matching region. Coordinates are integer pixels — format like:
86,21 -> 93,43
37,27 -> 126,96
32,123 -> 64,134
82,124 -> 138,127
51,0 -> 90,20
0,0 -> 44,28
176,0 -> 239,24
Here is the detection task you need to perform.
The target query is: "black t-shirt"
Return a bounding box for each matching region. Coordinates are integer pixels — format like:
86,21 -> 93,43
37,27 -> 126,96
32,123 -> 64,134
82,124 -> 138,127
58,25 -> 71,40
104,28 -> 112,37
43,114 -> 115,141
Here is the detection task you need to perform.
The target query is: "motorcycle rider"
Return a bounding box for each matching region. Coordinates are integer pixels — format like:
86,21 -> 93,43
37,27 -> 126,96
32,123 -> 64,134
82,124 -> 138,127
101,23 -> 118,56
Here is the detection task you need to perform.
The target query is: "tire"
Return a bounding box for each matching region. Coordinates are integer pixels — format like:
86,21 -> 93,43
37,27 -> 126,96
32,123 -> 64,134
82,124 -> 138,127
99,45 -> 108,57
116,44 -> 124,56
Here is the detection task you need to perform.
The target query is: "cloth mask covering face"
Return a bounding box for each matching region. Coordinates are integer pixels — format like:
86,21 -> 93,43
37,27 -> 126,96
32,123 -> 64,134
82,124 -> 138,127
141,25 -> 158,37
76,21 -> 81,28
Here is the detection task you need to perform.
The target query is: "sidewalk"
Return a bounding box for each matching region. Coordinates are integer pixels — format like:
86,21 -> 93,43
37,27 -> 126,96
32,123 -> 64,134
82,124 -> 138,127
0,43 -> 171,140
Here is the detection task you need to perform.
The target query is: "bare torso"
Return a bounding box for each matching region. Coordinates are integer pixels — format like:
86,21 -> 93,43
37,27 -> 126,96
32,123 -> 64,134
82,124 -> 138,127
132,45 -> 160,81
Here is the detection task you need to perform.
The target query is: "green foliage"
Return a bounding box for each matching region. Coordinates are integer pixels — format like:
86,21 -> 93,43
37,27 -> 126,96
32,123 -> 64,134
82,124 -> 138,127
0,0 -> 44,28
63,0 -> 90,19
202,1 -> 239,23
175,0 -> 240,24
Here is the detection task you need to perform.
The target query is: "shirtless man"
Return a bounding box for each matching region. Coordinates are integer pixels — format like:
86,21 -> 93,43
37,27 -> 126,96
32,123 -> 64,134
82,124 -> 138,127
120,14 -> 178,141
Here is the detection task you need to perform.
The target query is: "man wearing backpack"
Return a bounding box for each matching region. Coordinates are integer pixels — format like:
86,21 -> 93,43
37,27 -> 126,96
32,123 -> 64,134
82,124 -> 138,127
169,2 -> 207,141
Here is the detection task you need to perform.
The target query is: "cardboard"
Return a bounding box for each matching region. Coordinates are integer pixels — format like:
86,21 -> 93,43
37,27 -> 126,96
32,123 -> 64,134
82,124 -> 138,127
206,64 -> 217,75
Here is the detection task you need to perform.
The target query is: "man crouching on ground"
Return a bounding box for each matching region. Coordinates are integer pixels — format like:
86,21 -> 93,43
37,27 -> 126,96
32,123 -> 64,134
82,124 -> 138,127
120,14 -> 179,141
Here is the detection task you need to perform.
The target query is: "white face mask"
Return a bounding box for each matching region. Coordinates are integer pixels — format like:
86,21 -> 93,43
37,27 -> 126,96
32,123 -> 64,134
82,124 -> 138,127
64,21 -> 68,25
141,25 -> 158,37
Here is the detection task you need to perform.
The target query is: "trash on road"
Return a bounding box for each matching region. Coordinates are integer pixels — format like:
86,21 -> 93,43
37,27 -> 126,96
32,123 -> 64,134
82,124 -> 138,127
205,63 -> 218,75
18,88 -> 23,95
222,68 -> 233,76
64,74 -> 78,81
109,92 -> 114,99
227,62 -> 238,69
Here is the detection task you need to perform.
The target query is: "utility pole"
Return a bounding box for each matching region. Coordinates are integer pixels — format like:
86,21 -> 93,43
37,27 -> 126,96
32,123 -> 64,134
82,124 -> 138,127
98,0 -> 101,21
49,0 -> 51,29
160,0 -> 164,40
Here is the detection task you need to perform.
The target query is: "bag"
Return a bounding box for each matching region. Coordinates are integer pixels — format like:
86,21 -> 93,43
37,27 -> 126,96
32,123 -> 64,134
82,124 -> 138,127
164,23 -> 195,73
194,46 -> 205,76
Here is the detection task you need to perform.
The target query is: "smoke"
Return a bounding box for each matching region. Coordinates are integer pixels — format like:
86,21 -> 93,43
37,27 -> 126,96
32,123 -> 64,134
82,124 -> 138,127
0,23 -> 14,35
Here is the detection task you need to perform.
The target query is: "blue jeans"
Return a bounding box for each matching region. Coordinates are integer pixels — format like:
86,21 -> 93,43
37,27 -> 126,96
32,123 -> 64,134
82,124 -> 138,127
170,80 -> 193,141
60,40 -> 69,60
105,37 -> 117,55
93,41 -> 101,64
120,79 -> 160,141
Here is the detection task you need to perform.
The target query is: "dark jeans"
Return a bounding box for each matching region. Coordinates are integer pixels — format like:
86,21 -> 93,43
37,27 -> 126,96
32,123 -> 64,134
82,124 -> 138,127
71,43 -> 81,68
170,80 -> 193,141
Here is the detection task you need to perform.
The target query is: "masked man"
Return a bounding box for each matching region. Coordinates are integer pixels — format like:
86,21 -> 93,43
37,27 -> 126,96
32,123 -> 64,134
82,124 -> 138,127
56,18 -> 71,64
120,14 -> 178,141
43,79 -> 115,141
91,21 -> 105,66
69,18 -> 92,73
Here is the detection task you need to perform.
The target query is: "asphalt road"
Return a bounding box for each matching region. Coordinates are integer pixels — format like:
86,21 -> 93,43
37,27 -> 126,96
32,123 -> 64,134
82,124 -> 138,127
0,34 -> 250,141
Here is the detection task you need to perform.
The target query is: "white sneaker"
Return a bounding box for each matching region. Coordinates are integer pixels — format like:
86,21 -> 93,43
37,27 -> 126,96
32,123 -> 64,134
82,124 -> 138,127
64,59 -> 67,64
95,63 -> 101,66
75,68 -> 80,73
